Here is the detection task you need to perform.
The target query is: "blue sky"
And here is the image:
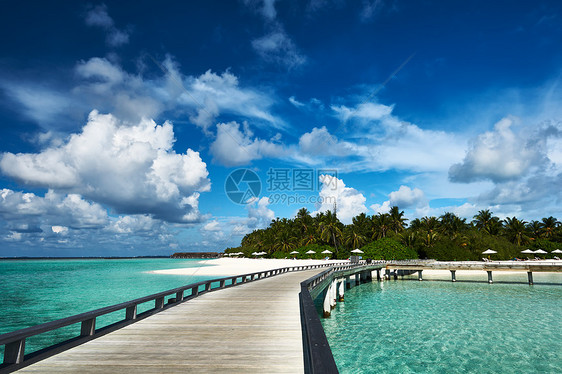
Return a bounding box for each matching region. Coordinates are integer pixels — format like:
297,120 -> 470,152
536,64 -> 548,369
1,1 -> 561,256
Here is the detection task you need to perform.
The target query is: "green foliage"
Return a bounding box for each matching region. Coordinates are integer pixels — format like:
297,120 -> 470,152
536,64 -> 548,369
360,238 -> 418,260
529,239 -> 559,256
227,206 -> 560,261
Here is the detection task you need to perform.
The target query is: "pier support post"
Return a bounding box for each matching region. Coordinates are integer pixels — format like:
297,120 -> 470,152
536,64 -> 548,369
345,276 -> 351,289
385,269 -> 391,280
487,271 -> 493,284
355,273 -> 360,285
393,270 -> 398,280
450,270 -> 456,282
338,280 -> 345,301
418,270 -> 423,281
527,272 -> 533,285
376,269 -> 381,281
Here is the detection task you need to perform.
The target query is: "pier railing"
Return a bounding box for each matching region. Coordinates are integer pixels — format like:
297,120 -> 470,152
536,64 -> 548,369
299,262 -> 385,374
0,261 -> 347,373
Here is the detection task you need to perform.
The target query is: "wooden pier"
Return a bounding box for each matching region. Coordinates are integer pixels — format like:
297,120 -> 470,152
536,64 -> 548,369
13,269 -> 322,373
385,260 -> 562,284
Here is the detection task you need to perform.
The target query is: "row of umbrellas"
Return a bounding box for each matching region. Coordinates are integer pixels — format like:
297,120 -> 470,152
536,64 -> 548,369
228,248 -> 366,256
521,248 -> 562,254
482,248 -> 562,254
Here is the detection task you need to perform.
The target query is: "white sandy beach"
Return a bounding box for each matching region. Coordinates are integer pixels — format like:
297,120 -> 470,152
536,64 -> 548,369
150,258 -> 562,283
150,257 -> 350,277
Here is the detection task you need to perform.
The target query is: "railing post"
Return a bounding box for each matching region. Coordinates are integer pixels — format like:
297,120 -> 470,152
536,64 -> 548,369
220,279 -> 226,288
126,305 -> 137,320
4,339 -> 26,364
205,281 -> 212,291
155,297 -> 165,309
80,318 -> 96,336
176,291 -> 184,302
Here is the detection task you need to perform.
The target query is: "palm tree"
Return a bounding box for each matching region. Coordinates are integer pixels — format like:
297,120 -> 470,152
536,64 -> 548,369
389,206 -> 408,234
351,212 -> 372,239
473,210 -> 501,235
527,220 -> 542,240
320,210 -> 342,254
540,216 -> 560,239
439,212 -> 467,239
419,216 -> 439,247
343,227 -> 367,250
503,217 -> 528,246
371,213 -> 391,239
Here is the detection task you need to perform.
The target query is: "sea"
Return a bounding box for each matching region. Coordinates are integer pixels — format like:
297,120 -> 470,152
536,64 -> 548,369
321,272 -> 562,373
1,259 -> 561,372
0,258 -> 216,359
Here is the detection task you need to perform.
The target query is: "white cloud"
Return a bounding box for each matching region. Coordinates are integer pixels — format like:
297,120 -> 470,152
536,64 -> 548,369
313,175 -> 367,224
202,220 -> 221,232
388,185 -> 427,208
1,56 -> 282,132
51,226 -> 68,234
84,4 -> 130,47
0,111 -> 210,223
299,126 -> 356,157
449,117 -> 546,183
252,26 -> 306,69
371,185 -> 428,216
183,68 -> 283,131
330,102 -> 466,173
289,96 -> 305,107
332,102 -> 393,123
210,121 -> 286,166
0,189 -> 109,229
227,197 -> 276,237
107,215 -> 158,234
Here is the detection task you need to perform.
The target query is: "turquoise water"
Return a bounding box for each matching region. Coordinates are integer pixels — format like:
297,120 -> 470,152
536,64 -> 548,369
321,275 -> 562,373
0,258 -> 217,358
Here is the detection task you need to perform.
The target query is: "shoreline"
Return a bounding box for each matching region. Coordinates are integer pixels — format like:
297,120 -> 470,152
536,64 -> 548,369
149,257 -> 349,276
150,258 -> 562,281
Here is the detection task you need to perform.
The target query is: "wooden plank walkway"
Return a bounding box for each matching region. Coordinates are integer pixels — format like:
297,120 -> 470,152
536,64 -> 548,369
17,269 -> 322,374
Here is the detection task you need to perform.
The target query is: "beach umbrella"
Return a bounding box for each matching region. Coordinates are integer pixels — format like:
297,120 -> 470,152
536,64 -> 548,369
482,249 -> 497,255
534,249 -> 547,254
321,249 -> 332,254
290,251 -> 299,255
521,249 -> 534,254
306,250 -> 316,254
551,249 -> 562,254
351,249 -> 364,254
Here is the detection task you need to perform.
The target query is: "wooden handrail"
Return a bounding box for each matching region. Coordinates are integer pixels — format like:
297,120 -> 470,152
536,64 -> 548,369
299,263 -> 385,374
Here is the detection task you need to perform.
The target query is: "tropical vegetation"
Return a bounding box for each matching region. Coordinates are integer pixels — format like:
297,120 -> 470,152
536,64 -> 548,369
224,207 -> 562,261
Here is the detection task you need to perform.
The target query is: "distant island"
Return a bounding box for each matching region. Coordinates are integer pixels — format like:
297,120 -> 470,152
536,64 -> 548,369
171,252 -> 222,259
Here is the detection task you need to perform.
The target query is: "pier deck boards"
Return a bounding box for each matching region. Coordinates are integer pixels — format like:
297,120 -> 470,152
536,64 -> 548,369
18,269 -> 322,374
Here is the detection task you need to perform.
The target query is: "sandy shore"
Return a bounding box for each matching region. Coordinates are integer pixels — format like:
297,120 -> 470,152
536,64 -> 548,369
150,257 -> 349,277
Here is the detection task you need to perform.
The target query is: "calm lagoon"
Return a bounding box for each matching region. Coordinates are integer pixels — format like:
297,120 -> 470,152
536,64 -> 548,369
321,273 -> 562,373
